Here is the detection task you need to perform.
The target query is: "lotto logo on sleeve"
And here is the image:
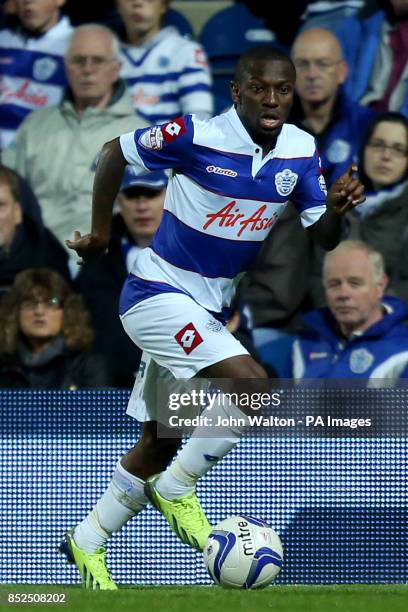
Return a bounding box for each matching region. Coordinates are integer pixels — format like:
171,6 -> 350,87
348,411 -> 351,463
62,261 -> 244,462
162,118 -> 186,144
175,323 -> 203,354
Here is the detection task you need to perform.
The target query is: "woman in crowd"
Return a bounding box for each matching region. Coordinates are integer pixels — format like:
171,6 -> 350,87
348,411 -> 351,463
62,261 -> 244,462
0,268 -> 111,388
310,112 -> 408,306
349,112 -> 408,302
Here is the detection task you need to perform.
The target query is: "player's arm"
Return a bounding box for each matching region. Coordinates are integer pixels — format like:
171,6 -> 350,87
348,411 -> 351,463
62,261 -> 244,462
66,137 -> 127,262
308,165 -> 365,250
66,117 -> 193,263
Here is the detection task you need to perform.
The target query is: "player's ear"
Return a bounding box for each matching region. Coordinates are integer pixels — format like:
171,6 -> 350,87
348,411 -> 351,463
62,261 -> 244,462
231,80 -> 241,105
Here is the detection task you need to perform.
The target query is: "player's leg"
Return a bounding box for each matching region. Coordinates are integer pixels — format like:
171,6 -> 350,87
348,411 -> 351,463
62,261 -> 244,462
146,354 -> 268,549
60,420 -> 181,589
119,293 -> 267,549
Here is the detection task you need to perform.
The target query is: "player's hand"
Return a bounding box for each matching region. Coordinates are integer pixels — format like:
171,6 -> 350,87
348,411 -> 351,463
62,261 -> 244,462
65,230 -> 108,265
327,165 -> 365,216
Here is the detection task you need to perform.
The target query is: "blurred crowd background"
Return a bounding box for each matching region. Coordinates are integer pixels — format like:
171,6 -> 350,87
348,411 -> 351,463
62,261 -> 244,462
1,0 -> 408,388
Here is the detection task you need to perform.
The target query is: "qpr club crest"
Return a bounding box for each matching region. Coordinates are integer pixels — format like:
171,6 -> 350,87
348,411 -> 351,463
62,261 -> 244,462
274,169 -> 298,197
33,57 -> 58,81
349,348 -> 374,374
326,139 -> 351,164
205,318 -> 222,333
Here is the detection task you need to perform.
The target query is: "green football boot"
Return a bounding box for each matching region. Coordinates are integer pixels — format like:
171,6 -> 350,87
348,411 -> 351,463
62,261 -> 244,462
145,475 -> 212,551
59,529 -> 118,590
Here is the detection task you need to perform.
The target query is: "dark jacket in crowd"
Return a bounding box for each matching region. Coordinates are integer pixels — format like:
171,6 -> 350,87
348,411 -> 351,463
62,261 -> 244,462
279,296 -> 408,381
309,180 -> 408,307
289,88 -> 374,186
0,336 -> 111,389
0,214 -> 70,295
75,214 -> 142,388
239,202 -> 313,332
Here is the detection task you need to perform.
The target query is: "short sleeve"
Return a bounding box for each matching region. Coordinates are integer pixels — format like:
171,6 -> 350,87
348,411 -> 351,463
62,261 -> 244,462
120,115 -> 194,174
291,148 -> 327,228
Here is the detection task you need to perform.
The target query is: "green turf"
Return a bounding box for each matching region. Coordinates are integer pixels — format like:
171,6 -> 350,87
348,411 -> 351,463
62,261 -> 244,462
0,585 -> 407,612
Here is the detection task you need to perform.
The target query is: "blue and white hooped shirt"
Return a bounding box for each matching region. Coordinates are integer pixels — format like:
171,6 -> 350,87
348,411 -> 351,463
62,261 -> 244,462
120,26 -> 213,124
119,106 -> 327,316
0,16 -> 73,150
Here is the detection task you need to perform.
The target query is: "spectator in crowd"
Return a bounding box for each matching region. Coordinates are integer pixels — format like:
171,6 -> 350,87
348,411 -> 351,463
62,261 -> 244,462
0,0 -> 73,150
0,164 -> 70,294
75,167 -> 167,387
278,240 -> 408,381
2,23 -> 147,267
116,0 -> 213,123
5,164 -> 43,224
241,27 -> 372,362
336,0 -> 408,116
290,27 -> 374,186
238,202 -> 312,356
300,0 -> 367,31
0,268 -> 111,388
309,112 -> 408,306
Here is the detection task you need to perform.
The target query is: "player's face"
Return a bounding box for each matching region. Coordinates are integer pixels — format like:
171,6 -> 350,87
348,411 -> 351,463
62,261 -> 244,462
65,30 -> 121,108
117,0 -> 167,39
15,0 -> 65,33
19,290 -> 64,345
118,188 -> 165,242
0,181 -> 22,249
292,34 -> 347,104
363,121 -> 408,189
324,248 -> 386,335
231,59 -> 295,146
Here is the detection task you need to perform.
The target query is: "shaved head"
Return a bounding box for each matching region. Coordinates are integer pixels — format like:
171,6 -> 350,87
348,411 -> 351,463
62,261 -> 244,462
234,45 -> 295,84
291,27 -> 347,105
292,28 -> 343,62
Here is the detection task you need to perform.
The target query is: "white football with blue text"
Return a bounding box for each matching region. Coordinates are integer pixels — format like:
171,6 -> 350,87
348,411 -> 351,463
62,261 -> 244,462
203,515 -> 283,589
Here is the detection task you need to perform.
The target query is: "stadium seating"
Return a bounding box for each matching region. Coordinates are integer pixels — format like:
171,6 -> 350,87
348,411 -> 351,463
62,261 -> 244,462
165,7 -> 194,39
199,3 -> 281,114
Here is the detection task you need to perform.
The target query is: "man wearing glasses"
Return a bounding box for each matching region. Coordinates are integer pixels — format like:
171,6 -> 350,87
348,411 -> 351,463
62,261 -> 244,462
289,27 -> 374,188
2,23 -> 147,271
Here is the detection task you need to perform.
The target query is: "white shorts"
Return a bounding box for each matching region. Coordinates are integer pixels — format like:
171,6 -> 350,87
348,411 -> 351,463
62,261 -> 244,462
120,293 -> 248,422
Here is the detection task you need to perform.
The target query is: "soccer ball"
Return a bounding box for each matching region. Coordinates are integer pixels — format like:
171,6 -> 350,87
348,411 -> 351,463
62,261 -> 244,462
203,515 -> 283,589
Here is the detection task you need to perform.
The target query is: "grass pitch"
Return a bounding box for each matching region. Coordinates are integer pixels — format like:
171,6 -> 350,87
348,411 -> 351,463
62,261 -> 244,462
1,585 -> 407,612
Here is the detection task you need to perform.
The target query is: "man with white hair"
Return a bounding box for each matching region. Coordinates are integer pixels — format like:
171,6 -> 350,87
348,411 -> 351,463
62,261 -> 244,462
279,240 -> 408,380
3,24 -> 147,268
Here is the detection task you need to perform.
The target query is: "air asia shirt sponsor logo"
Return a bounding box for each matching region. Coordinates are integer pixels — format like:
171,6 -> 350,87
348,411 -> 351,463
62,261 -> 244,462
0,80 -> 49,106
206,165 -> 237,177
203,201 -> 279,237
138,118 -> 186,150
132,87 -> 160,106
175,323 -> 203,354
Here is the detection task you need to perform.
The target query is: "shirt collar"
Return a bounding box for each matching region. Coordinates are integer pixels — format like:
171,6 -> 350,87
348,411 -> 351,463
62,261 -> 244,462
224,105 -> 281,156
